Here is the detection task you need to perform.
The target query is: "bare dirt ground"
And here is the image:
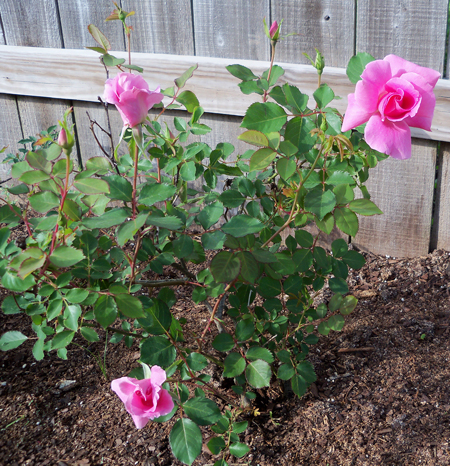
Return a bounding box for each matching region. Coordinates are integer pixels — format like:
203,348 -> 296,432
1,248 -> 450,466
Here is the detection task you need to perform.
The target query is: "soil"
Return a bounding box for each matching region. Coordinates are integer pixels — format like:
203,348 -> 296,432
1,247 -> 450,466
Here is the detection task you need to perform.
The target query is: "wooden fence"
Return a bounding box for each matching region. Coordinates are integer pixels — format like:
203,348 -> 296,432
1,0 -> 450,258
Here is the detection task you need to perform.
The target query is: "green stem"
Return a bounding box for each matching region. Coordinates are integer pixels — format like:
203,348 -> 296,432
261,145 -> 324,248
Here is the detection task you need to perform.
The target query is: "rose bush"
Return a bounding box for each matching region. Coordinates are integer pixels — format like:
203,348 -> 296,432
342,54 -> 440,159
0,5 -> 441,465
111,364 -> 174,429
103,72 -> 164,127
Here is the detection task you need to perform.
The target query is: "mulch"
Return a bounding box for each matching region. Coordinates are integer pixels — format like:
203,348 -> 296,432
1,248 -> 450,465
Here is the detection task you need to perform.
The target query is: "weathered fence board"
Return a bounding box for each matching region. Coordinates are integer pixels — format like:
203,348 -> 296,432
431,143 -> 450,250
193,0 -> 270,60
273,0 -> 355,67
125,0 -> 194,54
352,0 -> 448,257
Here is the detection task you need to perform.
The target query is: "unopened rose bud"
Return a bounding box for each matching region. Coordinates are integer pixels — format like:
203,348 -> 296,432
58,128 -> 68,147
269,21 -> 278,38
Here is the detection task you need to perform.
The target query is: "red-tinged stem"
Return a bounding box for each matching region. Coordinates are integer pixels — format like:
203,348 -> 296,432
200,283 -> 233,341
129,231 -> 142,289
263,42 -> 276,103
157,158 -> 161,183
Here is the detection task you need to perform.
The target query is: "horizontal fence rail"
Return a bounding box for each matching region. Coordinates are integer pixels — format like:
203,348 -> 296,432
1,46 -> 450,142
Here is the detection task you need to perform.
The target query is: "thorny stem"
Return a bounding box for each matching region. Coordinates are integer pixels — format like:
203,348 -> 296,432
200,283 -> 233,341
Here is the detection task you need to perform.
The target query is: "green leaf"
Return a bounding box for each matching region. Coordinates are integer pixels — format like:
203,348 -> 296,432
139,299 -> 171,335
315,212 -> 335,234
47,298 -> 63,321
223,352 -> 246,378
146,215 -> 183,230
313,83 -> 335,108
87,24 -> 111,51
326,171 -> 354,186
207,437 -> 226,455
238,80 -> 264,95
94,295 -> 118,328
241,102 -> 287,133
85,156 -> 112,174
62,199 -> 82,221
212,333 -> 235,352
202,231 -> 226,250
291,361 -> 317,397
64,304 -> 81,331
32,338 -> 45,361
245,354 -> 272,387
2,295 -> 21,315
74,177 -> 109,194
210,251 -> 241,283
236,251 -> 259,284
169,418 -> 202,466
197,201 -> 223,230
19,255 -> 45,279
103,175 -> 132,201
284,116 -> 316,153
176,90 -> 199,113
19,170 -> 50,185
226,64 -> 258,81
238,130 -> 269,147
347,52 -> 376,84
173,235 -> 194,258
102,53 -> 125,67
334,207 -> 359,236
65,288 -> 89,304
80,327 -> 100,342
276,158 -> 297,180
2,271 -> 35,292
342,250 -> 366,269
139,183 -> 176,206
277,364 -> 295,380
141,336 -> 176,367
340,295 -> 358,315
180,161 -> 196,181
249,148 -> 277,171
304,188 -> 336,221
114,293 -> 144,318
51,330 -> 75,350
221,215 -> 263,237
50,246 -> 85,267
116,212 -> 148,246
328,314 -> 345,331
184,398 -> 222,426
29,191 -> 60,213
0,331 -> 28,351
257,276 -> 281,298
26,151 -> 52,173
83,208 -> 130,229
348,198 -> 383,216
229,442 -> 250,458
246,347 -> 274,363
218,190 -> 245,208
175,64 -> 198,89
7,183 -> 29,195
263,64 -> 285,87
186,353 -> 208,372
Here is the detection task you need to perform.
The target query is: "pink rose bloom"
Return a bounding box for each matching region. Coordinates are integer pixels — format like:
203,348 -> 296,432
104,72 -> 164,127
269,21 -> 278,39
111,364 -> 174,429
342,55 -> 440,160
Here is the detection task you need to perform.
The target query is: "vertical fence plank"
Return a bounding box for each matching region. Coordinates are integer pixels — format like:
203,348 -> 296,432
193,0 -> 270,60
123,0 -> 195,55
353,0 -> 448,257
0,96 -> 23,182
354,139 -> 436,257
273,0 -> 356,67
0,0 -> 78,170
431,143 -> 450,250
58,0 -> 126,50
